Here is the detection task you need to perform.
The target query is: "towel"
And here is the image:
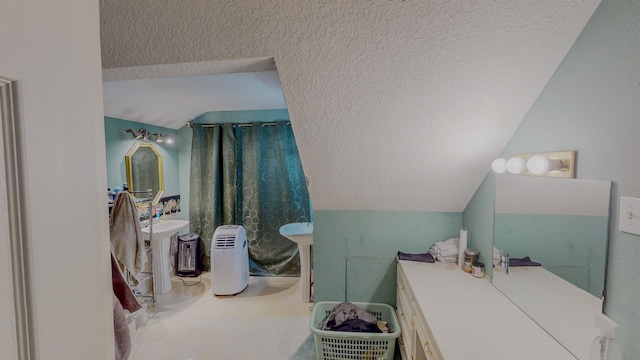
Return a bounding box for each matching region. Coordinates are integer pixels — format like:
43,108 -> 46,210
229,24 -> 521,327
509,256 -> 542,267
111,251 -> 142,313
331,318 -> 382,333
110,191 -> 147,280
428,237 -> 460,263
397,251 -> 435,263
493,246 -> 502,267
113,293 -> 132,360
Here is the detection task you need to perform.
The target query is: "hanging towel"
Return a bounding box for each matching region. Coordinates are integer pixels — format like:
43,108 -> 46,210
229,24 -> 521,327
110,191 -> 147,280
111,251 -> 142,313
112,293 -> 131,360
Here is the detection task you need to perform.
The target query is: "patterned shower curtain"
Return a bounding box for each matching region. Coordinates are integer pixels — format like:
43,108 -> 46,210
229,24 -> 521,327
189,121 -> 311,276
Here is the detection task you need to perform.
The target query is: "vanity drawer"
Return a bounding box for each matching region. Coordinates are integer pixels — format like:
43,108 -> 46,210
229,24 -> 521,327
413,305 -> 442,360
397,286 -> 413,320
396,307 -> 414,360
397,266 -> 414,317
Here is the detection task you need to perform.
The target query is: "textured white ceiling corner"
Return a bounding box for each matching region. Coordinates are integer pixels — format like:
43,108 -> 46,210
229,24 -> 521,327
99,0 -> 601,212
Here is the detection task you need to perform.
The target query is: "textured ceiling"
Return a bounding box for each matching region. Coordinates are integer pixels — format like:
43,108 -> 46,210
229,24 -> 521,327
99,0 -> 600,212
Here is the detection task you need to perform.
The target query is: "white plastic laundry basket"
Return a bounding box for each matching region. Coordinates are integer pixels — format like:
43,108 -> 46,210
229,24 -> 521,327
310,301 -> 400,360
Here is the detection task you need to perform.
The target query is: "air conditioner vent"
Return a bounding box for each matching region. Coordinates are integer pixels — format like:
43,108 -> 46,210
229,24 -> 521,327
215,234 -> 236,249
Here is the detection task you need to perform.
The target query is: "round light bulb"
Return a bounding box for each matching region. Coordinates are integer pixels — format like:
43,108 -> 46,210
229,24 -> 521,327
527,155 -> 562,174
506,157 -> 526,174
527,155 -> 550,174
491,158 -> 507,174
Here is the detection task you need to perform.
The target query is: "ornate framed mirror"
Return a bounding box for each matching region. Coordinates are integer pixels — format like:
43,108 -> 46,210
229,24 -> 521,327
124,142 -> 164,204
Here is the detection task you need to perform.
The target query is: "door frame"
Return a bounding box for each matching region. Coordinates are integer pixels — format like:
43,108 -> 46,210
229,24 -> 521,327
1,77 -> 36,360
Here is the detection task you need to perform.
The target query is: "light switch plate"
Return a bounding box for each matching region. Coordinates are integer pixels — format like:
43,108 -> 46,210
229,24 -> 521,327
619,197 -> 640,235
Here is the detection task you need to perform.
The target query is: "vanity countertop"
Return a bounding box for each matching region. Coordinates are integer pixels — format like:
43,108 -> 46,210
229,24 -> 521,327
398,260 -> 577,360
493,266 -> 600,360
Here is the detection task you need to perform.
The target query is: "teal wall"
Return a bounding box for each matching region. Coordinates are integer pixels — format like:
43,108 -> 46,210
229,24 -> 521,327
313,210 -> 462,306
463,1 -> 640,356
104,117 -> 180,197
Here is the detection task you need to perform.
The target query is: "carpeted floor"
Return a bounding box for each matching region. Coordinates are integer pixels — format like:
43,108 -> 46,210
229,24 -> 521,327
287,334 -> 317,360
130,273 -> 401,360
130,274 -> 314,360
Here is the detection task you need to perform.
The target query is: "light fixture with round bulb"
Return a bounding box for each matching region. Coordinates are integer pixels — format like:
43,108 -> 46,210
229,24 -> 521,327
153,133 -> 164,143
506,157 -> 526,174
527,155 -> 562,175
491,158 -> 507,174
489,151 -> 576,178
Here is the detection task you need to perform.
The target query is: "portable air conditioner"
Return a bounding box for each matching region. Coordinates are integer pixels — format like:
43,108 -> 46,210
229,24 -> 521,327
211,225 -> 249,296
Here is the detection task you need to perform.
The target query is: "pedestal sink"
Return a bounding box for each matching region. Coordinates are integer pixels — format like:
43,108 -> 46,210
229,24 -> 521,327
279,222 -> 313,302
141,219 -> 189,294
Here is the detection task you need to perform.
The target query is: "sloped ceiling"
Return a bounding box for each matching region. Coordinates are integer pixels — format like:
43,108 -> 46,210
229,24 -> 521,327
99,0 -> 600,212
103,70 -> 287,129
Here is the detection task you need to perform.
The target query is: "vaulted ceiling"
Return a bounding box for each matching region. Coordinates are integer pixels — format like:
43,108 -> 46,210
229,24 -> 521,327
99,0 -> 601,212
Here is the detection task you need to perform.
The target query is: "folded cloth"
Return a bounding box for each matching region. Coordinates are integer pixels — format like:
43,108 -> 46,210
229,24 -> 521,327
377,321 -> 389,333
493,246 -> 502,267
332,318 -> 382,333
319,301 -> 378,331
509,256 -> 542,267
429,237 -> 460,263
397,251 -> 435,263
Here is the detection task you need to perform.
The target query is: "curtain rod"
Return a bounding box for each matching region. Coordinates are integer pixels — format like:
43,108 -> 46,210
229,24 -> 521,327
186,121 -> 291,128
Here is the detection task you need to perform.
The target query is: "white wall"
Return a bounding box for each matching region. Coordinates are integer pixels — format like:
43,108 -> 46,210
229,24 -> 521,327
0,1 -> 114,359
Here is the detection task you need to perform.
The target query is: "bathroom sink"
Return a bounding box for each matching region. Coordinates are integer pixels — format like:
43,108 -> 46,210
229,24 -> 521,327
142,219 -> 190,238
279,222 -> 313,245
141,219 -> 190,294
279,222 -> 313,302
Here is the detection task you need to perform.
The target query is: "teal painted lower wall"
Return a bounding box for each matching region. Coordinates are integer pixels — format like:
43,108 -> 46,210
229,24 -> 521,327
313,210 -> 462,306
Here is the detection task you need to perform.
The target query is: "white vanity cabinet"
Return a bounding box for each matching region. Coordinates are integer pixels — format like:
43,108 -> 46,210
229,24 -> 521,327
396,260 -> 578,360
397,261 -> 442,360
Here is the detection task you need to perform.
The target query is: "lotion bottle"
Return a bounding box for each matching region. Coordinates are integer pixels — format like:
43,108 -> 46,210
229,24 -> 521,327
589,313 -> 623,360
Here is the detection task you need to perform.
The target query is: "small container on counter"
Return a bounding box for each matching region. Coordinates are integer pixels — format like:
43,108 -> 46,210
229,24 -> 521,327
472,262 -> 485,278
463,249 -> 479,273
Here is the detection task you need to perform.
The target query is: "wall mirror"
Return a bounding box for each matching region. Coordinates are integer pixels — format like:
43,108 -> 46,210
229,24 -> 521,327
493,175 -> 611,360
125,142 -> 164,204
